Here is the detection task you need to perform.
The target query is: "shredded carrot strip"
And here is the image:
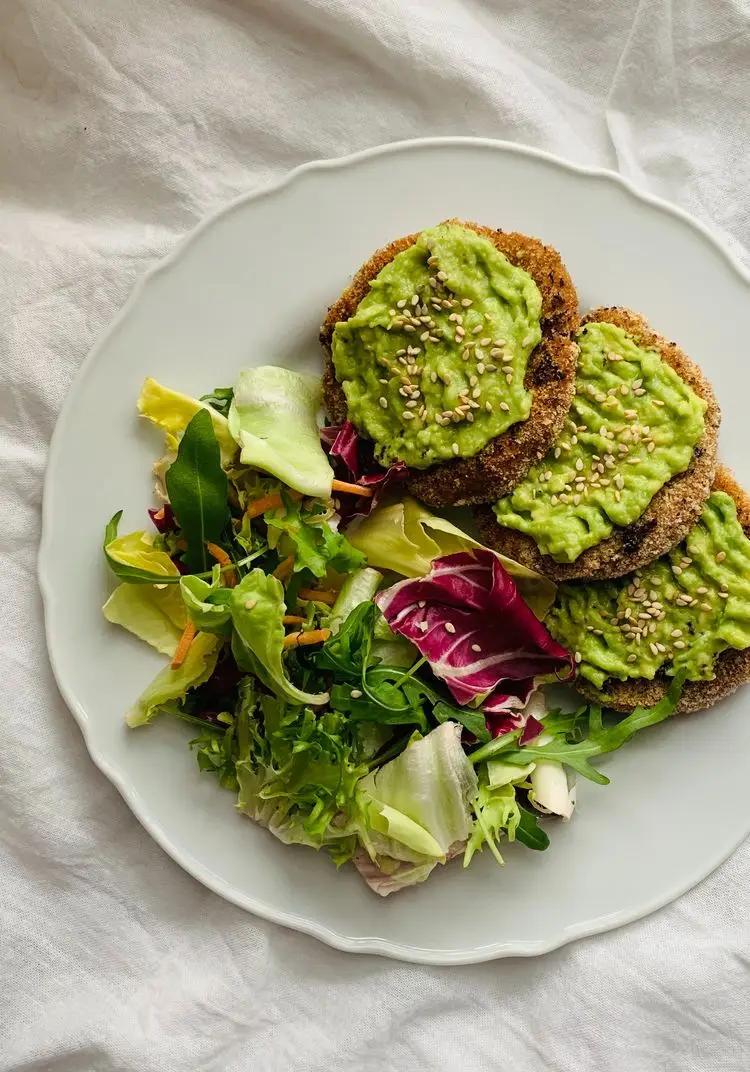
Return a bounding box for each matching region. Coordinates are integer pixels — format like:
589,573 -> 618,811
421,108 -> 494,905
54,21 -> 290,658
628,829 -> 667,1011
245,490 -> 302,520
171,621 -> 197,669
273,554 -> 295,581
206,541 -> 236,587
282,615 -> 305,625
298,587 -> 337,606
331,478 -> 373,498
282,628 -> 331,650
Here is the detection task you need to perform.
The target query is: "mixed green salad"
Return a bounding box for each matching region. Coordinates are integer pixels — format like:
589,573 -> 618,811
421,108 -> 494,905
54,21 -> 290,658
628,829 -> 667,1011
103,368 -> 685,895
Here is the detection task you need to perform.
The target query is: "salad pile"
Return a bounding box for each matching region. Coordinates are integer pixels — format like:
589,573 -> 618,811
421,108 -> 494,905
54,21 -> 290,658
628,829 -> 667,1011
103,367 -> 684,895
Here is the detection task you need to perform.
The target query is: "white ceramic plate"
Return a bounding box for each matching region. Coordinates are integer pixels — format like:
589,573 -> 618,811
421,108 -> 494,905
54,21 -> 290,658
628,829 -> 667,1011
40,138 -> 750,964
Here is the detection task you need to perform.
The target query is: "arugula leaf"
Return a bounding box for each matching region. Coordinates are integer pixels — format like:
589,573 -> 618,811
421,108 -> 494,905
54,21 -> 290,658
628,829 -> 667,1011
433,701 -> 490,744
200,386 -> 234,419
514,805 -> 550,850
314,601 -> 376,677
165,409 -> 230,573
473,674 -> 686,783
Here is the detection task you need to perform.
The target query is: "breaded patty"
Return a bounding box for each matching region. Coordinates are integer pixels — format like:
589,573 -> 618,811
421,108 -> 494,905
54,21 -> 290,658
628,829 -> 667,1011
574,467 -> 750,714
320,220 -> 579,508
474,307 -> 720,580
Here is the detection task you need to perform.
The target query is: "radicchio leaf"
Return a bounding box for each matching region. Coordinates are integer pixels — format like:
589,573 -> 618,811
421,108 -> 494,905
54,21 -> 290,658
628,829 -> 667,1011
320,421 -> 409,521
375,549 -> 573,713
148,503 -> 176,533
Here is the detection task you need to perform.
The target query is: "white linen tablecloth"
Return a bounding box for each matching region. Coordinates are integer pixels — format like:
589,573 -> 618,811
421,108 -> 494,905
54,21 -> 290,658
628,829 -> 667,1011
2,2 -> 749,1069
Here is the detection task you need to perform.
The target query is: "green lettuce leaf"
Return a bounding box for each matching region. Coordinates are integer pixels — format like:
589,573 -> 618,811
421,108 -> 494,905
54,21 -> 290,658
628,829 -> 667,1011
200,386 -> 234,419
103,582 -> 187,656
464,779 -> 521,866
265,494 -> 365,578
138,377 -> 237,466
125,632 -> 222,727
227,366 -> 333,497
347,496 -> 556,617
165,409 -> 231,573
179,568 -> 233,634
235,687 -> 363,863
229,570 -> 329,706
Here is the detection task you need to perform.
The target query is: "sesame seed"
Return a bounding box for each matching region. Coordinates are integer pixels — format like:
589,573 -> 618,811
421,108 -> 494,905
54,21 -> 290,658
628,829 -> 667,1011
443,621 -> 457,635
437,271 -> 448,282
378,396 -> 388,409
574,651 -> 582,663
717,551 -> 726,562
522,333 -> 535,346
402,411 -> 415,420
452,442 -> 459,455
472,324 -> 483,335
477,362 -> 486,374
627,653 -> 638,663
404,324 -> 416,333
244,599 -> 257,610
405,399 -> 418,408
701,602 -> 712,612
634,388 -> 646,396
499,401 -> 510,412
418,621 -> 428,633
653,399 -> 664,407
397,299 -> 407,309
411,294 -> 420,305
350,689 -> 363,699
471,642 -> 481,653
575,458 -> 584,472
718,591 -> 729,599
480,337 -> 491,347
649,642 -> 659,656
461,297 -> 473,307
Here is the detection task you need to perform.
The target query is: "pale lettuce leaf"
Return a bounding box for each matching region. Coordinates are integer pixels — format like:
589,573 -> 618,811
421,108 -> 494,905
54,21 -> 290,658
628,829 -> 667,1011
103,582 -> 187,656
105,529 -> 179,579
355,722 -> 478,890
125,632 -> 222,727
348,496 -> 556,617
228,367 -> 333,497
138,377 -> 237,466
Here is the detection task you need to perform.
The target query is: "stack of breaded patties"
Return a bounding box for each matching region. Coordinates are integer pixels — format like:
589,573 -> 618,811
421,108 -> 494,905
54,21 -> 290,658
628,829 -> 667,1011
322,220 -> 750,714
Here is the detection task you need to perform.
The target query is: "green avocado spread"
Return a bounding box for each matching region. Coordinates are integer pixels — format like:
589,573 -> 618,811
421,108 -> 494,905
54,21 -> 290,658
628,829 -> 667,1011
547,492 -> 750,689
331,223 -> 542,469
492,322 -> 706,562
